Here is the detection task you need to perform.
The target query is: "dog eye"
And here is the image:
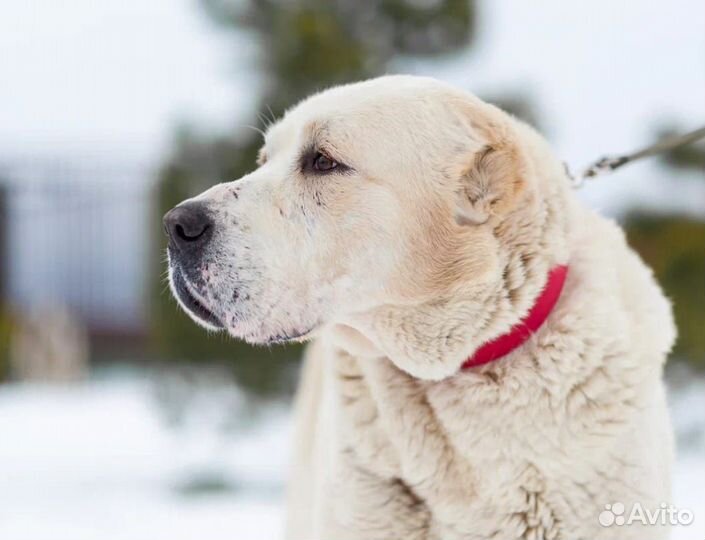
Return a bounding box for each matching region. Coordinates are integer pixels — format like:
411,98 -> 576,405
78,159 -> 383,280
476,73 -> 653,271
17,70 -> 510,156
313,152 -> 338,172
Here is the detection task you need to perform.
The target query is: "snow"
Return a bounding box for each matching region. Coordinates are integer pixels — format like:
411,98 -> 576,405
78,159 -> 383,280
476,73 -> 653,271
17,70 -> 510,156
0,372 -> 288,540
0,368 -> 702,540
667,370 -> 705,540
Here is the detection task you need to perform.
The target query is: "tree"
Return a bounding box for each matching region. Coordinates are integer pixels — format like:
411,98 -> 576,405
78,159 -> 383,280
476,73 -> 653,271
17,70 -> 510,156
0,185 -> 9,380
624,128 -> 705,369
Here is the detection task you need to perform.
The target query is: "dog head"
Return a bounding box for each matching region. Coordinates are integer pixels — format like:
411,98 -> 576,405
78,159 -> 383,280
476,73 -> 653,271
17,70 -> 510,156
164,75 -> 571,378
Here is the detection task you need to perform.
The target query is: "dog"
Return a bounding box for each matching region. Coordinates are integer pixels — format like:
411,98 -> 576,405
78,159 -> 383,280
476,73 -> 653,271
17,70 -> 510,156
164,75 -> 676,540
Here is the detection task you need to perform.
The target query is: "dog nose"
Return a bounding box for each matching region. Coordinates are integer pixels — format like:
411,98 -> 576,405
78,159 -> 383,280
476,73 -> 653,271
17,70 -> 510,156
163,202 -> 214,251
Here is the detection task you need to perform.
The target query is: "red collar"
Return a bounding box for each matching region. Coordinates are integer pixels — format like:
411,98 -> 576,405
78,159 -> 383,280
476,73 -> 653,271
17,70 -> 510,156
461,265 -> 569,370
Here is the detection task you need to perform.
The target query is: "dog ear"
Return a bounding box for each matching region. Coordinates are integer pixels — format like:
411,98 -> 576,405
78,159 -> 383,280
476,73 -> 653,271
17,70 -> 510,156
454,109 -> 529,225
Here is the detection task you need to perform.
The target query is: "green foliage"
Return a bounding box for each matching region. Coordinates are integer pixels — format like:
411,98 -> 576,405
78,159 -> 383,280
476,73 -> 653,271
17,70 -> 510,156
647,124 -> 705,369
625,214 -> 705,369
0,307 -> 13,381
154,0 -> 478,397
202,0 -> 476,114
657,126 -> 705,171
483,94 -> 541,130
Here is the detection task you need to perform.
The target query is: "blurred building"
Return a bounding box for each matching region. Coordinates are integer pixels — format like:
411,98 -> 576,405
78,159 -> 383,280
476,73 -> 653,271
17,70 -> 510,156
0,157 -> 155,339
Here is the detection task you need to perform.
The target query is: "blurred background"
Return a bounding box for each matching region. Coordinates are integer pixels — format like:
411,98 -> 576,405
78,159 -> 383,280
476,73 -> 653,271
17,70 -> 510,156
0,1 -> 703,538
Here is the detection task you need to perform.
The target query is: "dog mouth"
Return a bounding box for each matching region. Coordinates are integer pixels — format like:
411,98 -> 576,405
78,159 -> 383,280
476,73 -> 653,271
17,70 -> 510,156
170,266 -> 224,330
264,325 -> 318,345
168,261 -> 319,342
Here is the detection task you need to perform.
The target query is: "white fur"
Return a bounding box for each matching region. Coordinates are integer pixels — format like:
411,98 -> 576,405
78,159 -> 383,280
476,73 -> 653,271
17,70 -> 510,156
167,76 -> 676,539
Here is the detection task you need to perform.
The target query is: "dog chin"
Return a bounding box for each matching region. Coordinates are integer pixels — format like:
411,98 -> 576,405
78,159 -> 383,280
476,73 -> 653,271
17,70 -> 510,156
237,322 -> 319,346
168,266 -> 225,331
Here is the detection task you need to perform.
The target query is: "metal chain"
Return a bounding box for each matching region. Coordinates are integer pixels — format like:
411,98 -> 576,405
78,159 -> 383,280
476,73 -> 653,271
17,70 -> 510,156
567,125 -> 705,188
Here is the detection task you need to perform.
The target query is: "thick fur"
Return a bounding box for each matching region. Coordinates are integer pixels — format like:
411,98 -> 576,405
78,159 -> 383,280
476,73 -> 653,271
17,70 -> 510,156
166,76 -> 676,539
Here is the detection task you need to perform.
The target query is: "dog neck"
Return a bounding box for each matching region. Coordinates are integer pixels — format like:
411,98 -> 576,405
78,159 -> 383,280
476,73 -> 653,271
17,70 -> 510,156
335,259 -> 567,380
333,189 -> 574,380
460,264 -> 568,369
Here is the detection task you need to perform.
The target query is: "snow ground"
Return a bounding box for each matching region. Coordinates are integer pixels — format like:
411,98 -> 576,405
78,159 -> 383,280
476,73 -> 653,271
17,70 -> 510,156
0,371 -> 289,540
0,367 -> 702,540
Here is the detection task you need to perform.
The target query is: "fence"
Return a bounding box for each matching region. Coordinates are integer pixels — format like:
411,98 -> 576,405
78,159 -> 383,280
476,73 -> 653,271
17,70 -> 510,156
0,156 -> 157,334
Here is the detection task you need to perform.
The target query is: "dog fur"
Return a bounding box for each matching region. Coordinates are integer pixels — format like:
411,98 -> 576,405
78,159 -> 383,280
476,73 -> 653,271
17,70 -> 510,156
166,76 -> 676,539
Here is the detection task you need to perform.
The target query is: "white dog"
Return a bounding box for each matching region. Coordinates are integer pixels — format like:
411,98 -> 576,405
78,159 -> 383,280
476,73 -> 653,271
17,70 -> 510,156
164,76 -> 676,540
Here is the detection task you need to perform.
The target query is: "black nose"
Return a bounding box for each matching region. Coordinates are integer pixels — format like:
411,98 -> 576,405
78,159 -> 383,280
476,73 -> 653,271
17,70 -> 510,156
163,202 -> 214,251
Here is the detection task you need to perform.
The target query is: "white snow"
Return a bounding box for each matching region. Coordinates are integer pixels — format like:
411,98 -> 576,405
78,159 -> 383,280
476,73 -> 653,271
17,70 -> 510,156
0,368 -> 702,540
0,372 -> 288,540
